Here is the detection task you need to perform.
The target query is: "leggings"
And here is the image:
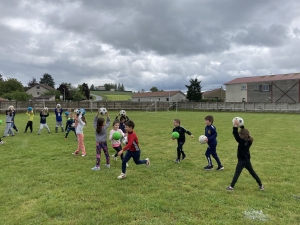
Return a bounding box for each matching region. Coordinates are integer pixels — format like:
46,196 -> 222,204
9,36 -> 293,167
25,121 -> 33,132
113,145 -> 123,159
95,142 -> 110,167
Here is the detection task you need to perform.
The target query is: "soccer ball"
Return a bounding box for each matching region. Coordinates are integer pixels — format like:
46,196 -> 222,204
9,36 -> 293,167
57,104 -> 61,108
99,108 -> 107,115
199,135 -> 207,144
172,131 -> 180,139
80,108 -> 86,115
119,110 -> 126,116
122,136 -> 128,145
28,107 -> 33,111
44,107 -> 48,112
74,108 -> 80,114
112,132 -> 122,140
232,117 -> 244,127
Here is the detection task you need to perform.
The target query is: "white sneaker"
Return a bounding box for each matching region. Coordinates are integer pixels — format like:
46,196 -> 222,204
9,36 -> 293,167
117,173 -> 126,179
0,141 -> 5,144
91,166 -> 100,171
112,155 -> 117,161
7,134 -> 10,137
126,163 -> 129,167
146,158 -> 150,166
106,164 -> 110,168
82,154 -> 86,157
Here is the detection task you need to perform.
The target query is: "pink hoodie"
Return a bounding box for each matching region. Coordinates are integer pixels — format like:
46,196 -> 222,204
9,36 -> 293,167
109,129 -> 125,147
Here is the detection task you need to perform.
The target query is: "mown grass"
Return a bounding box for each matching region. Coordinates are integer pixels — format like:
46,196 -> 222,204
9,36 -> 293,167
0,110 -> 299,224
91,91 -> 132,101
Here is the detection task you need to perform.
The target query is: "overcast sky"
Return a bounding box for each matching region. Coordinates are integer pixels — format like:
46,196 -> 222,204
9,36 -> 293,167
1,0 -> 300,92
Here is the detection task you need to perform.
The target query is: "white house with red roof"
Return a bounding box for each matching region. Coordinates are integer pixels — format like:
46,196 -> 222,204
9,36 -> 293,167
132,90 -> 186,102
26,83 -> 56,98
225,73 -> 300,103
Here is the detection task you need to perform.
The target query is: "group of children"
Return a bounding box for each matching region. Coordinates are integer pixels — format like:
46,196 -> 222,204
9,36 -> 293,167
172,115 -> 264,191
1,105 -> 264,188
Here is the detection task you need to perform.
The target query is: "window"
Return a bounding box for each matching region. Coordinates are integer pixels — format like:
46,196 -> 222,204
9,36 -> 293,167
262,84 -> 269,91
37,92 -> 40,95
158,98 -> 160,101
254,85 -> 258,91
138,99 -> 140,102
241,85 -> 247,90
166,98 -> 169,101
36,86 -> 40,89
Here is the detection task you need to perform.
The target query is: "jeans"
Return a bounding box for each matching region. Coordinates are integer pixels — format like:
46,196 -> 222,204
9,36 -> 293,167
122,150 -> 147,174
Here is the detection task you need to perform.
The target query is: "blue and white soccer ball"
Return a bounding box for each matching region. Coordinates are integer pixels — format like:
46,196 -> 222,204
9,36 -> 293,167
80,108 -> 86,115
99,108 -> 107,115
119,110 -> 126,116
232,117 -> 244,127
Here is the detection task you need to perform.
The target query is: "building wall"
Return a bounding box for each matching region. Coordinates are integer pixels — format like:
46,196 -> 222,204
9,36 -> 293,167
26,85 -> 50,97
247,80 -> 299,103
203,89 -> 226,100
132,93 -> 186,102
172,93 -> 186,102
225,83 -> 247,102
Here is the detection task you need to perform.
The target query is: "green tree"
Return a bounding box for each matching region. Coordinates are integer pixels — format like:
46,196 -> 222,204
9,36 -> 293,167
120,84 -> 125,91
150,86 -> 159,92
57,83 -> 70,99
104,83 -> 115,91
40,73 -> 55,88
0,74 -> 3,82
82,83 -> 90,100
90,84 -> 95,91
43,90 -> 61,100
73,92 -> 85,101
2,91 -> 32,101
0,78 -> 24,96
27,77 -> 38,88
185,78 -> 202,102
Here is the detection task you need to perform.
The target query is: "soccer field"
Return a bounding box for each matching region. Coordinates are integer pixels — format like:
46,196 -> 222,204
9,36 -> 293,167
0,110 -> 299,224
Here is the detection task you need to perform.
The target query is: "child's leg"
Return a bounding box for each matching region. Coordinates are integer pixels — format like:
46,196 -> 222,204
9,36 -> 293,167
4,123 -> 11,136
13,123 -> 18,132
178,141 -> 186,159
211,145 -> 222,167
95,142 -> 102,167
60,122 -> 64,132
65,128 -> 70,138
25,121 -> 30,132
176,141 -> 184,160
230,160 -> 246,188
100,142 -> 110,164
245,161 -> 262,186
132,150 -> 147,165
55,122 -> 59,132
81,134 -> 86,155
122,151 -> 132,174
205,147 -> 213,166
29,121 -> 33,132
44,124 -> 50,133
75,134 -> 84,154
113,146 -> 123,159
38,124 -> 43,134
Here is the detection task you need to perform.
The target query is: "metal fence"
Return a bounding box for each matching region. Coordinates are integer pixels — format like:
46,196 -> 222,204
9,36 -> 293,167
1,100 -> 300,113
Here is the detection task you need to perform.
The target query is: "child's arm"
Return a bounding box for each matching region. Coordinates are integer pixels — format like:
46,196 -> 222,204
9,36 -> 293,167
109,130 -> 114,140
183,127 -> 194,138
232,119 -> 243,143
93,114 -> 98,128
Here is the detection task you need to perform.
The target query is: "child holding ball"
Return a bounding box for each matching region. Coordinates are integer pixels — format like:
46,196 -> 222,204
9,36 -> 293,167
172,119 -> 194,163
54,105 -> 64,133
91,111 -> 111,170
72,111 -> 87,156
117,120 -> 150,179
24,108 -> 34,133
109,120 -> 128,166
203,115 -> 224,170
226,119 -> 264,191
38,109 -> 50,135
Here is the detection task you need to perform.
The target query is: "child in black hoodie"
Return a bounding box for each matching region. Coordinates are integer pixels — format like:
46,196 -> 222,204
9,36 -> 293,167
226,119 -> 264,191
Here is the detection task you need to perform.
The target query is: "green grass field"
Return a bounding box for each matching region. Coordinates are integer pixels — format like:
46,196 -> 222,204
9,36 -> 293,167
91,91 -> 132,101
0,111 -> 300,224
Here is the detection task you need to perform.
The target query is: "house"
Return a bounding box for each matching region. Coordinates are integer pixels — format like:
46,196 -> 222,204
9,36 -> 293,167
202,88 -> 226,100
30,95 -> 56,101
224,73 -> 300,103
26,83 -> 56,98
132,90 -> 186,102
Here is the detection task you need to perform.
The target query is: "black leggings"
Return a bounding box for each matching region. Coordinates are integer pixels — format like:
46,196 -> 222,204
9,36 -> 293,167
25,121 -> 33,132
230,160 -> 262,188
113,145 -> 123,159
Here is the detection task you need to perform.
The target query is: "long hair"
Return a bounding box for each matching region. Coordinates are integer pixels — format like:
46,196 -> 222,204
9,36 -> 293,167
96,117 -> 105,133
81,115 -> 87,125
239,126 -> 253,142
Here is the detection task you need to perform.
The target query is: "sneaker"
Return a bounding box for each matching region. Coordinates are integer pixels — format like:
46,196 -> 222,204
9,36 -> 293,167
204,165 -> 214,170
259,185 -> 264,191
117,173 -> 126,179
112,155 -> 117,161
106,164 -> 110,168
174,159 -> 180,163
182,154 -> 186,160
226,186 -> 234,191
72,152 -> 79,156
216,166 -> 224,171
0,141 -> 5,144
7,134 -> 10,137
91,166 -> 100,171
82,154 -> 86,157
38,133 -> 40,135
126,163 -> 129,167
64,138 -> 67,140
146,158 -> 150,166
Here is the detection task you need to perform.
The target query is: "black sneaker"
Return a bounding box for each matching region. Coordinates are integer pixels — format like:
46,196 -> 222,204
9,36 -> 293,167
174,159 -> 180,163
204,165 -> 213,170
181,154 -> 186,160
216,165 -> 224,171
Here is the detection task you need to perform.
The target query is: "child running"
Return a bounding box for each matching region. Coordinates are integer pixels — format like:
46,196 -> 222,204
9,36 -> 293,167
203,115 -> 224,171
172,119 -> 194,163
38,108 -> 50,135
226,119 -> 264,191
109,120 -> 128,166
65,113 -> 77,140
117,120 -> 150,179
72,111 -> 86,157
24,107 -> 34,133
91,111 -> 111,170
54,104 -> 64,133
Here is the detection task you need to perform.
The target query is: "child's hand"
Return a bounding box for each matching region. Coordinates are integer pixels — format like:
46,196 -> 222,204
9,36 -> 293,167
118,150 -> 123,156
233,119 -> 239,127
190,135 -> 194,138
205,137 -> 208,143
